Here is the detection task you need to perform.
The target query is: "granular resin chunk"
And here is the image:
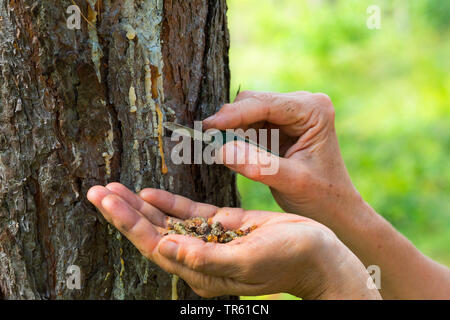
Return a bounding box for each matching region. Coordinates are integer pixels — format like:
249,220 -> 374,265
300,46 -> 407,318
165,217 -> 256,243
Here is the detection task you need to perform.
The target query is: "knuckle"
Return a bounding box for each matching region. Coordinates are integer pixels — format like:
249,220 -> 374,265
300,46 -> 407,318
253,91 -> 276,103
293,90 -> 311,96
243,164 -> 262,182
237,90 -> 255,100
105,182 -> 120,189
220,102 -> 233,112
220,102 -> 241,117
138,188 -> 153,199
125,217 -> 143,235
323,104 -> 335,121
314,93 -> 333,106
313,93 -> 335,119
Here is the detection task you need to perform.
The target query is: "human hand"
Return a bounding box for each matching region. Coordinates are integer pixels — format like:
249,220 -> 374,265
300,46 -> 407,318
87,183 -> 380,299
203,91 -> 364,229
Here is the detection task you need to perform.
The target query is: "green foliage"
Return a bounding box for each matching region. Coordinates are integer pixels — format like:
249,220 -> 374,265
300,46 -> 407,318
426,0 -> 450,30
228,0 -> 450,286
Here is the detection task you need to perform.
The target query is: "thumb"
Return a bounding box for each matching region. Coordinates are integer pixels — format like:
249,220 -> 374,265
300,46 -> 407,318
216,140 -> 302,190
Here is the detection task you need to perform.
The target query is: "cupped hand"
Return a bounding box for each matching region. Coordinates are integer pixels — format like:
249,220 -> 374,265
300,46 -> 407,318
87,183 -> 380,299
203,91 -> 363,228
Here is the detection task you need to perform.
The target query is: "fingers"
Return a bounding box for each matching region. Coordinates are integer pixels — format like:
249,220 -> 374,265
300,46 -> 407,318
216,140 -> 307,191
156,234 -> 245,278
87,186 -> 267,297
87,185 -> 114,212
87,186 -> 279,298
154,233 -> 274,297
204,91 -> 331,131
139,187 -> 259,230
87,186 -> 162,258
233,90 -> 309,103
151,236 -> 240,298
137,189 -> 266,230
210,207 -> 284,231
105,182 -> 167,227
138,188 -> 218,220
100,193 -> 162,258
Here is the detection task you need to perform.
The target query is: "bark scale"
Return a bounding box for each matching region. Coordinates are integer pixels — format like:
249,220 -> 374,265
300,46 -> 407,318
0,0 -> 238,299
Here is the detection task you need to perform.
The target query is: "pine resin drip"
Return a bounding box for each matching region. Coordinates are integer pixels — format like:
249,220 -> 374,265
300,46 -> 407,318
156,103 -> 168,174
171,275 -> 179,300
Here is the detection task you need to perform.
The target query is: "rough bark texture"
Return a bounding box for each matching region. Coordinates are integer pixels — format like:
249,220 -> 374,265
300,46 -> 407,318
0,0 -> 238,299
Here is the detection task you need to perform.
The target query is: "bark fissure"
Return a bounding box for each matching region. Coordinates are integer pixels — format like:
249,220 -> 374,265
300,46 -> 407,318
0,0 -> 238,300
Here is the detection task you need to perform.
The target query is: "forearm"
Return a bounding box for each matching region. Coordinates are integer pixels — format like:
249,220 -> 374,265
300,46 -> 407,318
327,193 -> 450,299
207,89 -> 450,298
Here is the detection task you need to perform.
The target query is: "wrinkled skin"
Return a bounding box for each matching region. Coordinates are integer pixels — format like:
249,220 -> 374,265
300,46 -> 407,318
87,90 -> 450,299
87,183 -> 379,299
203,91 -> 450,300
204,90 -> 359,228
87,90 -> 388,299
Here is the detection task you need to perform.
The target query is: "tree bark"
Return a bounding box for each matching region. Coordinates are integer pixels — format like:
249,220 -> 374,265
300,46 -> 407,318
0,0 -> 238,299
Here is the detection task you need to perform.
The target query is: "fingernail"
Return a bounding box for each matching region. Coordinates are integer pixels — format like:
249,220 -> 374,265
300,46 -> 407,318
159,240 -> 179,260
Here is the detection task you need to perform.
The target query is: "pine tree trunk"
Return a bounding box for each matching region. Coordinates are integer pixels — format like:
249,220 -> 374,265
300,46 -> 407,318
0,0 -> 238,299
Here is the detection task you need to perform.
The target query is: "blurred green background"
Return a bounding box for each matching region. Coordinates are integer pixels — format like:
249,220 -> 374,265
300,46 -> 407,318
227,0 -> 450,299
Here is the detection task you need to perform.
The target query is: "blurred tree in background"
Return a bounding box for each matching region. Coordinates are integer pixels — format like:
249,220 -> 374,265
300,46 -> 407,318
228,0 -> 449,299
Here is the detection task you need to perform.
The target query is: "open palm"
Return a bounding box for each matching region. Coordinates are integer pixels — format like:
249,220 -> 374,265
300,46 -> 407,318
86,182 -> 361,298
